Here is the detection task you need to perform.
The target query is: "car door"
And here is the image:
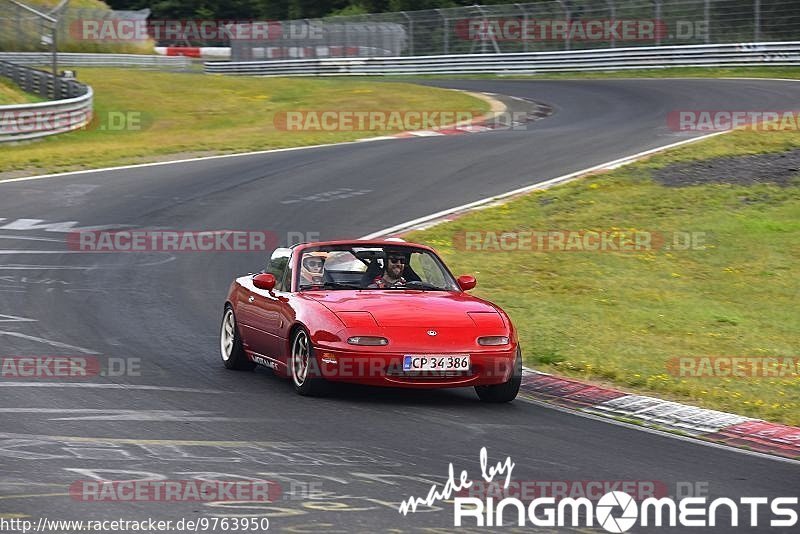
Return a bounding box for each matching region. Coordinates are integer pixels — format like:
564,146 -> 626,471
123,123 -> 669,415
252,250 -> 296,365
238,248 -> 292,362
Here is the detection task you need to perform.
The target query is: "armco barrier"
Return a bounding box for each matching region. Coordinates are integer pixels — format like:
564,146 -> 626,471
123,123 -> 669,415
0,52 -> 190,69
204,41 -> 800,76
0,60 -> 93,143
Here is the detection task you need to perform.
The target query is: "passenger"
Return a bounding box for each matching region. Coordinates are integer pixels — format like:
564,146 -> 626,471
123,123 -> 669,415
300,252 -> 326,285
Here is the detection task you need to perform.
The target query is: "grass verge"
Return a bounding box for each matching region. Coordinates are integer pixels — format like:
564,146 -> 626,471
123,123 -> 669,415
0,78 -> 40,105
408,127 -> 800,426
0,69 -> 488,175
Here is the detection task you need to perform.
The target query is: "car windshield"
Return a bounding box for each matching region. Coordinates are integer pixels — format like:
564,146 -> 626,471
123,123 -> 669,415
296,245 -> 458,291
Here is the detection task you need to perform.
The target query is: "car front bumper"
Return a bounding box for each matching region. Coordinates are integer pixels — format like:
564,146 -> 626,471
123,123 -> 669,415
311,347 -> 517,388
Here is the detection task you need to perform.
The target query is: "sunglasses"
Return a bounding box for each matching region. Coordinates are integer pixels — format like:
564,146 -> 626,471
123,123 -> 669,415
387,257 -> 406,264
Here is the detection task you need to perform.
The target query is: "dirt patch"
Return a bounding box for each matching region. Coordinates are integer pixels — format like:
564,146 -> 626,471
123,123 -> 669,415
654,149 -> 800,187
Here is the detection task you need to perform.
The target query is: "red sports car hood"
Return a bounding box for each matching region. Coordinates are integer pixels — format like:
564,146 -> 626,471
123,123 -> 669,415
306,291 -> 501,328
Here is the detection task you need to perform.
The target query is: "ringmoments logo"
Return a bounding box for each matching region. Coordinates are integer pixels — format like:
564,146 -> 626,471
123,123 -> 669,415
596,491 -> 638,533
398,447 -> 799,531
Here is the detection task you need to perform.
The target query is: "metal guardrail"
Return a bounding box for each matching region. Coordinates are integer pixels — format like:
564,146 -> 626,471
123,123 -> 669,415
228,0 -> 800,60
0,60 -> 93,143
0,52 -> 191,68
0,59 -> 86,99
205,41 -> 800,76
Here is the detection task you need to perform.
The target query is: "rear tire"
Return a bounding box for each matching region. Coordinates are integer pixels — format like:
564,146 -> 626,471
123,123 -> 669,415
220,306 -> 256,371
475,348 -> 522,403
291,328 -> 328,396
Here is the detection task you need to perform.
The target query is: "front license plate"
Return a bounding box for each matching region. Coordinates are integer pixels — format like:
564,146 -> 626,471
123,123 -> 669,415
403,354 -> 471,372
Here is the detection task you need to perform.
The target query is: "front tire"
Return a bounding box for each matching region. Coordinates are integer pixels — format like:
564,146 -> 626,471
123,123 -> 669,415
475,348 -> 522,403
291,328 -> 327,396
220,306 -> 256,371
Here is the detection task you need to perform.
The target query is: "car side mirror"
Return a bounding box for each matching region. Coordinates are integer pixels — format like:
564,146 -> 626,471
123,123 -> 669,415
253,273 -> 276,291
457,275 -> 476,291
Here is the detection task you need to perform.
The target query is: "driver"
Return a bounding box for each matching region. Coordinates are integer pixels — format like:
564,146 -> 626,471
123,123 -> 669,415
369,249 -> 407,288
300,252 -> 327,285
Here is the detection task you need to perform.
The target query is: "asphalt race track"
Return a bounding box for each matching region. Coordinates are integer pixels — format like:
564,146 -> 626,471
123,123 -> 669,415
1,79 -> 800,532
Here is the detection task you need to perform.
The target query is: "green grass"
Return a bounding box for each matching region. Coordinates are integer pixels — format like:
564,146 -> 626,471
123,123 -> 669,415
408,127 -> 800,426
0,69 -> 488,174
0,78 -> 40,105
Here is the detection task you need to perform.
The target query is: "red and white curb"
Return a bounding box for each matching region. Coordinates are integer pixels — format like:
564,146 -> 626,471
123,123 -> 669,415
357,91 -> 525,142
155,46 -> 230,59
360,122 -> 508,141
362,130 -> 799,460
521,370 -> 800,459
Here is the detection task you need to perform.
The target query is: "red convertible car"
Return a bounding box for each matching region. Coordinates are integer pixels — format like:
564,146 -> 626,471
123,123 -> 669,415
220,240 -> 521,402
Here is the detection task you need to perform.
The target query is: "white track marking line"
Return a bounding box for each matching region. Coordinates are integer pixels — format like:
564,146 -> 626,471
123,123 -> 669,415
0,408 -> 205,415
357,121 -> 798,461
0,78 -> 795,187
0,265 -> 94,270
718,77 -> 800,82
0,141 -> 376,185
0,92 -> 505,185
361,131 -> 727,239
0,251 -> 98,254
0,331 -> 100,354
0,408 -> 261,422
0,314 -> 37,323
0,382 -> 227,393
0,236 -> 65,243
518,395 -> 800,466
0,255 -> 174,270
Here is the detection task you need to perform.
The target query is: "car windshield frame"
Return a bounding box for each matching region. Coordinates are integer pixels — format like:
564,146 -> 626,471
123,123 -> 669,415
293,244 -> 459,292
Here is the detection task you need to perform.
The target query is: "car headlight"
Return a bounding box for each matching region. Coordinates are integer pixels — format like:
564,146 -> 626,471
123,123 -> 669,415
477,336 -> 509,346
347,336 -> 389,346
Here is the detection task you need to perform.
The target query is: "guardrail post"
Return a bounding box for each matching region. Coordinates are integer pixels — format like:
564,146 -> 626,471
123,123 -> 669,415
437,9 -> 448,56
6,0 -> 67,81
654,0 -> 662,46
401,12 -> 414,56
515,3 -> 528,53
557,0 -> 571,51
754,0 -> 761,42
607,0 -> 616,49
